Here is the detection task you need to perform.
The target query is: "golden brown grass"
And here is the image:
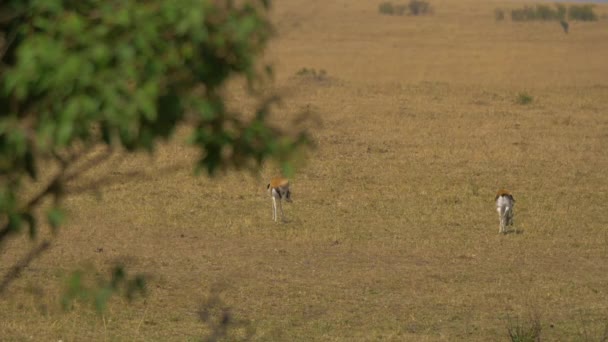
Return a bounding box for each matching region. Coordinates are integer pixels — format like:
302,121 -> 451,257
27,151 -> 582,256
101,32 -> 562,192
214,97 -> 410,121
2,0 -> 608,340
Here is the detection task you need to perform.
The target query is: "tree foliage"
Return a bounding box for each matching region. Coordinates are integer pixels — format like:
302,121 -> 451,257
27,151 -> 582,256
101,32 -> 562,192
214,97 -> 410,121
0,0 -> 308,306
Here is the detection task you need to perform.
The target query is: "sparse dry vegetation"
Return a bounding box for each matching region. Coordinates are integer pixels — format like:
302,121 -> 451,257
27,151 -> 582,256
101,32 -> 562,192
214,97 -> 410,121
508,3 -> 597,22
378,0 -> 431,16
296,67 -> 328,80
378,1 -> 407,16
408,0 -> 432,16
507,313 -> 542,342
495,8 -> 506,21
2,0 -> 608,340
569,4 -> 599,21
516,91 -> 534,105
511,4 -> 564,21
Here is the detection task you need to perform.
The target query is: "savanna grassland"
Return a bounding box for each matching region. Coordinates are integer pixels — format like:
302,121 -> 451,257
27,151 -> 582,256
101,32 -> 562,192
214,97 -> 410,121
2,0 -> 608,340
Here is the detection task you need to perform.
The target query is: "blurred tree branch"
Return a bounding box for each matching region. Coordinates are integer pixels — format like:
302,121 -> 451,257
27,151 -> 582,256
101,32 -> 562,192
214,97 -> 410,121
0,0 -> 310,310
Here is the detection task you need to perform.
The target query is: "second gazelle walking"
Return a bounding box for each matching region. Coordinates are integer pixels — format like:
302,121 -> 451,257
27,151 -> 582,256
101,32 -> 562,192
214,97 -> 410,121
495,189 -> 515,234
267,177 -> 292,222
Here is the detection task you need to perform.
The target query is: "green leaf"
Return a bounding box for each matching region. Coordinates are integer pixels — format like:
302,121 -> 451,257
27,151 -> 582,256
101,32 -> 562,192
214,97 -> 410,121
111,266 -> 126,289
34,0 -> 63,14
8,130 -> 27,156
62,12 -> 85,35
8,212 -> 23,233
94,287 -> 113,313
114,7 -> 132,26
280,164 -> 294,179
90,44 -> 110,64
47,207 -> 65,231
56,119 -> 74,146
62,271 -> 85,311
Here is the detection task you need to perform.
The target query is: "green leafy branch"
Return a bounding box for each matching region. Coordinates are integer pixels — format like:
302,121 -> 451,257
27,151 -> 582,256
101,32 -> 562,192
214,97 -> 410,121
0,0 -> 310,310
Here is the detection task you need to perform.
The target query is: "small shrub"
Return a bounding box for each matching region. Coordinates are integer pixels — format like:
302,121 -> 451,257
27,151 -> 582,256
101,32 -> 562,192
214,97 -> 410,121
510,4 -> 565,22
296,67 -> 311,76
394,4 -> 408,15
379,2 -> 396,15
511,6 -> 537,22
535,4 -> 559,21
409,0 -> 431,16
516,92 -> 533,105
577,318 -> 608,341
569,4 -> 598,21
507,314 -> 542,342
379,2 -> 407,16
508,3 -> 597,22
295,68 -> 328,82
495,8 -> 505,21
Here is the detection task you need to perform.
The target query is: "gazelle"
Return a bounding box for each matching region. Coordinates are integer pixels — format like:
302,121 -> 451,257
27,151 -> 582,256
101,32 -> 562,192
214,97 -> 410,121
267,177 -> 292,222
495,189 -> 515,234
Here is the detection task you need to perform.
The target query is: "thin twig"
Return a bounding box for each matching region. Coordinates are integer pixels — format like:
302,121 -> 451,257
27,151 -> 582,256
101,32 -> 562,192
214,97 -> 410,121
64,146 -> 113,183
0,225 -> 12,246
51,149 -> 70,168
0,240 -> 51,294
0,172 -> 64,247
1,145 -> 111,247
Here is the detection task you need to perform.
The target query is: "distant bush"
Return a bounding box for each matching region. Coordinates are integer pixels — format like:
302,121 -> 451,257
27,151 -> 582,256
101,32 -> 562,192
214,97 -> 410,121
379,2 -> 396,15
378,2 -> 407,15
295,68 -> 328,81
509,3 -> 596,22
408,0 -> 432,16
379,1 -> 429,16
507,315 -> 542,342
511,6 -> 535,22
569,4 -> 598,21
516,92 -> 533,105
495,8 -> 505,21
535,4 -> 561,20
511,4 -> 563,22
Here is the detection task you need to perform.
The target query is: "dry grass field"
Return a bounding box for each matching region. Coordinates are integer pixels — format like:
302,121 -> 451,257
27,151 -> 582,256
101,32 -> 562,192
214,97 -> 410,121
2,0 -> 608,340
